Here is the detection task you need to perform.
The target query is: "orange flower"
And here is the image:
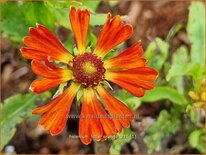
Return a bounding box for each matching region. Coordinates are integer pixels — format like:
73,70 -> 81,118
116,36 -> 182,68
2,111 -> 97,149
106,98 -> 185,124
20,7 -> 158,145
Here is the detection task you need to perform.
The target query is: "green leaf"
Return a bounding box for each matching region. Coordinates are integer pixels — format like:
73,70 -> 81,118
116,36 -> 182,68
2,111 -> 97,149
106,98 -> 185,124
187,2 -> 205,65
1,2 -> 56,43
76,86 -> 83,107
172,46 -> 189,65
186,105 -> 201,123
141,86 -> 188,106
44,1 -> 82,8
144,38 -> 170,71
166,23 -> 183,43
45,1 -> 100,12
144,110 -> 181,153
64,35 -> 75,53
166,62 -> 205,83
109,128 -> 134,154
0,92 -> 51,150
82,0 -> 100,12
189,128 -> 205,153
23,2 -> 56,30
52,82 -> 67,98
168,46 -> 189,94
1,2 -> 29,42
102,80 -> 113,91
90,13 -> 107,26
87,31 -> 98,48
45,1 -> 107,27
115,89 -> 141,110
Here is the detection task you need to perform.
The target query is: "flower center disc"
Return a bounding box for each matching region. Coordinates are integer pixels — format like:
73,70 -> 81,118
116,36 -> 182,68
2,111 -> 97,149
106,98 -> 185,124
72,52 -> 105,88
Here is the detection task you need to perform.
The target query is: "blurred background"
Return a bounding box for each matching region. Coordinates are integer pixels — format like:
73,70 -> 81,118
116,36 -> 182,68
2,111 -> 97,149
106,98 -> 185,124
1,0 -> 205,154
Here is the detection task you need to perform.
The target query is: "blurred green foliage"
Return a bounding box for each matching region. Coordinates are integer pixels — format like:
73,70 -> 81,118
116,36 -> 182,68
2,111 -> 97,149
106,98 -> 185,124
109,128 -> 134,154
141,1 -> 205,153
1,1 -> 106,44
141,86 -> 187,106
144,110 -> 181,153
144,38 -> 169,71
0,92 -> 51,150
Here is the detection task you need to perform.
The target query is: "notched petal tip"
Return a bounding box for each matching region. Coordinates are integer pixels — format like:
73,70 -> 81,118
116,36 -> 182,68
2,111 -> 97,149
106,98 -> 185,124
107,12 -> 112,18
70,6 -> 76,11
29,82 -> 43,94
28,27 -> 36,33
81,137 -> 92,145
29,85 -> 33,91
50,129 -> 62,136
125,24 -> 133,34
22,36 -> 29,43
19,47 -> 23,53
36,22 -> 40,27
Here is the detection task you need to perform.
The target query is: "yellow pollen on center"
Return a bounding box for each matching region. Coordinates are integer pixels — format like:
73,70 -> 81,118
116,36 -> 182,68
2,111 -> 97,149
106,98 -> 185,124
82,61 -> 97,74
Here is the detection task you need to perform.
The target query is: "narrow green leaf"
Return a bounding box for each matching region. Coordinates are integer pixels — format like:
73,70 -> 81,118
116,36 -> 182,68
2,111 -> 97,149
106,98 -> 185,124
144,38 -> 170,71
141,86 -> 188,106
167,46 -> 189,94
52,82 -> 67,99
187,2 -> 205,65
102,80 -> 113,91
166,23 -> 183,43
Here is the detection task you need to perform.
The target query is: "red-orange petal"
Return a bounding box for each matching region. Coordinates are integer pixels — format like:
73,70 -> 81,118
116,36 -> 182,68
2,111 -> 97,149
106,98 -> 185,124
96,85 -> 134,133
104,41 -> 146,69
31,60 -> 72,79
30,60 -> 72,94
79,88 -> 103,144
30,78 -> 68,94
93,14 -> 133,58
105,67 -> 158,97
90,92 -> 116,137
69,7 -> 90,55
21,24 -> 73,63
32,83 -> 80,135
84,88 -> 116,139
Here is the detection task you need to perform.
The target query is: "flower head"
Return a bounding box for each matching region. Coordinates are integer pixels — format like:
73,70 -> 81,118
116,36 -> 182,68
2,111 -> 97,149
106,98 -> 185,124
20,7 -> 158,145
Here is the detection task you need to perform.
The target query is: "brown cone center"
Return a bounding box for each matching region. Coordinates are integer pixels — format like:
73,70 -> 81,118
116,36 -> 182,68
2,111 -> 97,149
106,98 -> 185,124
72,52 -> 105,88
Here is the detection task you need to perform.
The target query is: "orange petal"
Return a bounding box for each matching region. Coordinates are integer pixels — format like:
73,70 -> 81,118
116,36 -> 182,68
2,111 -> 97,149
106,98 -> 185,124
93,14 -> 133,58
79,88 -> 103,144
30,78 -> 69,94
105,67 -> 158,97
69,7 -> 90,54
31,60 -> 72,79
21,24 -> 73,63
104,41 -> 146,69
32,83 -> 80,135
20,47 -> 49,60
86,88 -> 116,137
79,99 -> 92,145
96,85 -> 134,133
